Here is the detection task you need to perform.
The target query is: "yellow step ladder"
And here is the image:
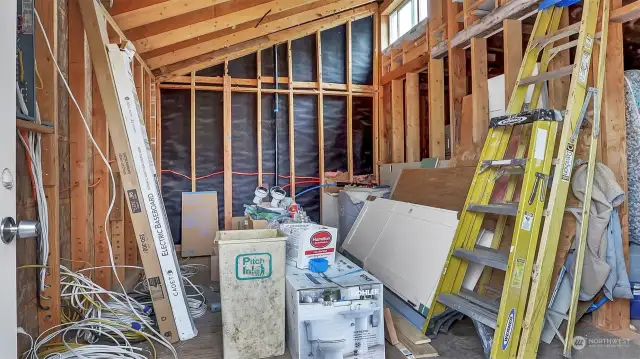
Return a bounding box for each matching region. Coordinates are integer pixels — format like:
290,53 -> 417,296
422,0 -> 607,357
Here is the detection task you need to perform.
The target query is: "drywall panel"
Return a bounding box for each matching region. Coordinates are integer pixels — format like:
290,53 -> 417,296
232,93 -> 258,215
160,89 -> 191,243
321,24 -> 346,84
351,16 -> 374,85
323,96 -> 348,172
342,198 -> 458,310
195,91 -> 225,230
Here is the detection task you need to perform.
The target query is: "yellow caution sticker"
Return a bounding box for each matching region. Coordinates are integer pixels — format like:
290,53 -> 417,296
511,258 -> 526,289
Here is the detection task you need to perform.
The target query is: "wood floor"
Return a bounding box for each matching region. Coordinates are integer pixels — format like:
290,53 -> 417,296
151,257 -> 640,359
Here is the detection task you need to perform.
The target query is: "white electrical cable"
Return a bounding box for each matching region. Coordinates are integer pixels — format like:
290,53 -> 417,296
33,9 -> 178,358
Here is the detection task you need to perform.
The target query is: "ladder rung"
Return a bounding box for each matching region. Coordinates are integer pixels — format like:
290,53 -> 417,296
481,158 -> 527,168
532,23 -> 581,48
519,65 -> 573,86
549,32 -> 602,57
467,203 -> 519,216
489,109 -> 562,128
453,245 -> 508,271
438,293 -> 498,329
459,288 -> 501,313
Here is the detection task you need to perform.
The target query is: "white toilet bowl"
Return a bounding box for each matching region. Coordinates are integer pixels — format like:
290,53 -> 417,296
305,319 -> 352,359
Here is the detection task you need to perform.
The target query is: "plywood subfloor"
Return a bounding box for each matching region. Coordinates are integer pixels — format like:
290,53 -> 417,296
154,258 -> 640,359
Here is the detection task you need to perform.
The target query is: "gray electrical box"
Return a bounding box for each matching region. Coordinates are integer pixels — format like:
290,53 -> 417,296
16,0 -> 35,120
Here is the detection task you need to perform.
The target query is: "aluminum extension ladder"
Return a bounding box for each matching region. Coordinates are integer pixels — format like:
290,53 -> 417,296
421,0 -> 608,357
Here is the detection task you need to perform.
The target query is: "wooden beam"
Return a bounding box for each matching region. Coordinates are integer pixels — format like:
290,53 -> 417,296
156,86 -> 162,179
380,84 -> 392,164
109,0 -> 168,15
381,0 -> 405,15
257,50 -> 263,187
144,0 -> 370,69
35,0 -> 61,332
69,0 -> 91,271
134,0 -> 326,53
595,0 -> 630,331
154,4 -> 377,81
611,0 -> 640,22
347,20 -> 354,181
503,19 -> 523,104
380,53 -> 429,85
470,38 -> 488,145
447,0 -> 466,155
317,31 -> 325,190
223,62 -> 232,229
16,119 -> 54,134
373,12 -> 380,182
430,0 -> 538,59
190,71 -> 196,191
428,59 -> 446,159
113,0 -> 231,31
405,73 -> 420,162
288,40 -> 296,198
391,79 -> 405,163
100,4 -> 152,74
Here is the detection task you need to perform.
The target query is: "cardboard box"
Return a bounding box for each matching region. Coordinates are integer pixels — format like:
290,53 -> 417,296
181,192 -> 219,257
280,223 -> 337,269
231,216 -> 249,230
248,217 -> 268,229
106,45 -> 196,341
286,253 -> 385,359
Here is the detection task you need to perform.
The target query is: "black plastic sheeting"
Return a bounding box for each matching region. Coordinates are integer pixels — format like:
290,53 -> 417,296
194,91 -> 225,230
352,96 -> 374,175
229,53 -> 257,79
292,35 -> 317,82
351,16 -> 374,85
323,96 -> 348,172
232,93 -> 259,216
196,64 -> 224,77
160,89 -> 191,243
322,25 -> 346,84
261,44 -> 288,90
293,95 -> 320,222
261,94 -> 291,194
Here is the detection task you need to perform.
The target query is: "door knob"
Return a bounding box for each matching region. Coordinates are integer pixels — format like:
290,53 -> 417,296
0,217 -> 40,243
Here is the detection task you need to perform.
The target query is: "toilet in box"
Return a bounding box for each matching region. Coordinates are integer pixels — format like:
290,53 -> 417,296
280,223 -> 337,269
286,253 -> 385,359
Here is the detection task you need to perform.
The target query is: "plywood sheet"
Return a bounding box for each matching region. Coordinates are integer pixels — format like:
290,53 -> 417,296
391,167 -> 475,212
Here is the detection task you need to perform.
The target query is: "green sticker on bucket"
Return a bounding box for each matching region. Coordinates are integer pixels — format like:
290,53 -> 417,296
236,253 -> 272,280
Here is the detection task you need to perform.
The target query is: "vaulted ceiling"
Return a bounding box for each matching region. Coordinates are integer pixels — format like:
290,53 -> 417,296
108,0 -> 379,80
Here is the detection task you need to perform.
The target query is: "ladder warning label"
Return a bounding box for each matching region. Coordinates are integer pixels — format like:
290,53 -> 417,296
147,276 -> 165,300
511,258 -> 526,289
561,143 -> 575,182
521,212 -> 534,231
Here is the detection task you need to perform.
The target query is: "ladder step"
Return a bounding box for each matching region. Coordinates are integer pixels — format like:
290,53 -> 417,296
453,245 -> 508,271
519,65 -> 573,86
438,293 -> 498,329
459,288 -> 501,313
489,109 -> 562,128
531,23 -> 581,48
467,203 -> 519,216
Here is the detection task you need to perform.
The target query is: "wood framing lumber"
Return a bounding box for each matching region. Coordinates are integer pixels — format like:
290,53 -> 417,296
430,0 -> 538,59
428,59 -> 446,159
381,0 -> 405,15
470,38 -> 488,145
133,0 -> 329,53
190,71 -> 196,191
447,0 -> 466,155
389,309 -> 431,345
595,0 -> 630,330
99,4 -> 152,73
503,19 -> 523,104
380,84 -> 392,164
288,41 -> 296,198
316,32 -> 325,190
154,3 -> 377,81
223,64 -> 232,229
35,0 -> 61,332
611,0 -> 640,22
113,0 -> 232,31
144,0 -> 373,70
405,73 -> 420,162
381,53 -> 429,85
16,119 -> 55,134
384,308 -> 400,345
391,79 -> 405,163
257,50 -> 263,186
397,332 -> 439,358
373,12 -> 380,182
69,0 -> 92,270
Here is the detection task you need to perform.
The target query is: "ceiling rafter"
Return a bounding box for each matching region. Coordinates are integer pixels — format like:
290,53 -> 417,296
154,3 -> 377,81
113,0 -> 232,31
132,0 -> 320,53
109,0 -> 167,16
145,0 -> 372,69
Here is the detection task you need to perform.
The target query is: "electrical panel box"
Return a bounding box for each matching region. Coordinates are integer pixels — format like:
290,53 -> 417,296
16,0 -> 36,120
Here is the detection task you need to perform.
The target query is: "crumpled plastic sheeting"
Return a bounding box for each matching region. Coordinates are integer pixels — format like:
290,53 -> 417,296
195,91 -> 225,230
624,70 -> 640,245
294,95 -> 320,222
232,93 -> 259,216
161,89 -> 191,243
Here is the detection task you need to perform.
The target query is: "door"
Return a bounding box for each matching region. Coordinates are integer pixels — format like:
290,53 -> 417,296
2,0 -> 18,356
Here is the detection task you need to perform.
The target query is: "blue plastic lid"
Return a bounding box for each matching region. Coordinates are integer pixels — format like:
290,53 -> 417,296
309,258 -> 329,273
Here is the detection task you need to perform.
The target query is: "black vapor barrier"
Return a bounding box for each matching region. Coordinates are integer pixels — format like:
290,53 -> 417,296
160,89 -> 191,243
323,96 -> 348,172
292,35 -> 317,82
322,24 -> 346,84
229,53 -> 257,79
353,96 -> 374,175
232,93 -> 259,216
351,16 -> 374,85
261,94 -> 291,194
294,95 -> 320,223
195,91 -> 225,230
261,44 -> 288,90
